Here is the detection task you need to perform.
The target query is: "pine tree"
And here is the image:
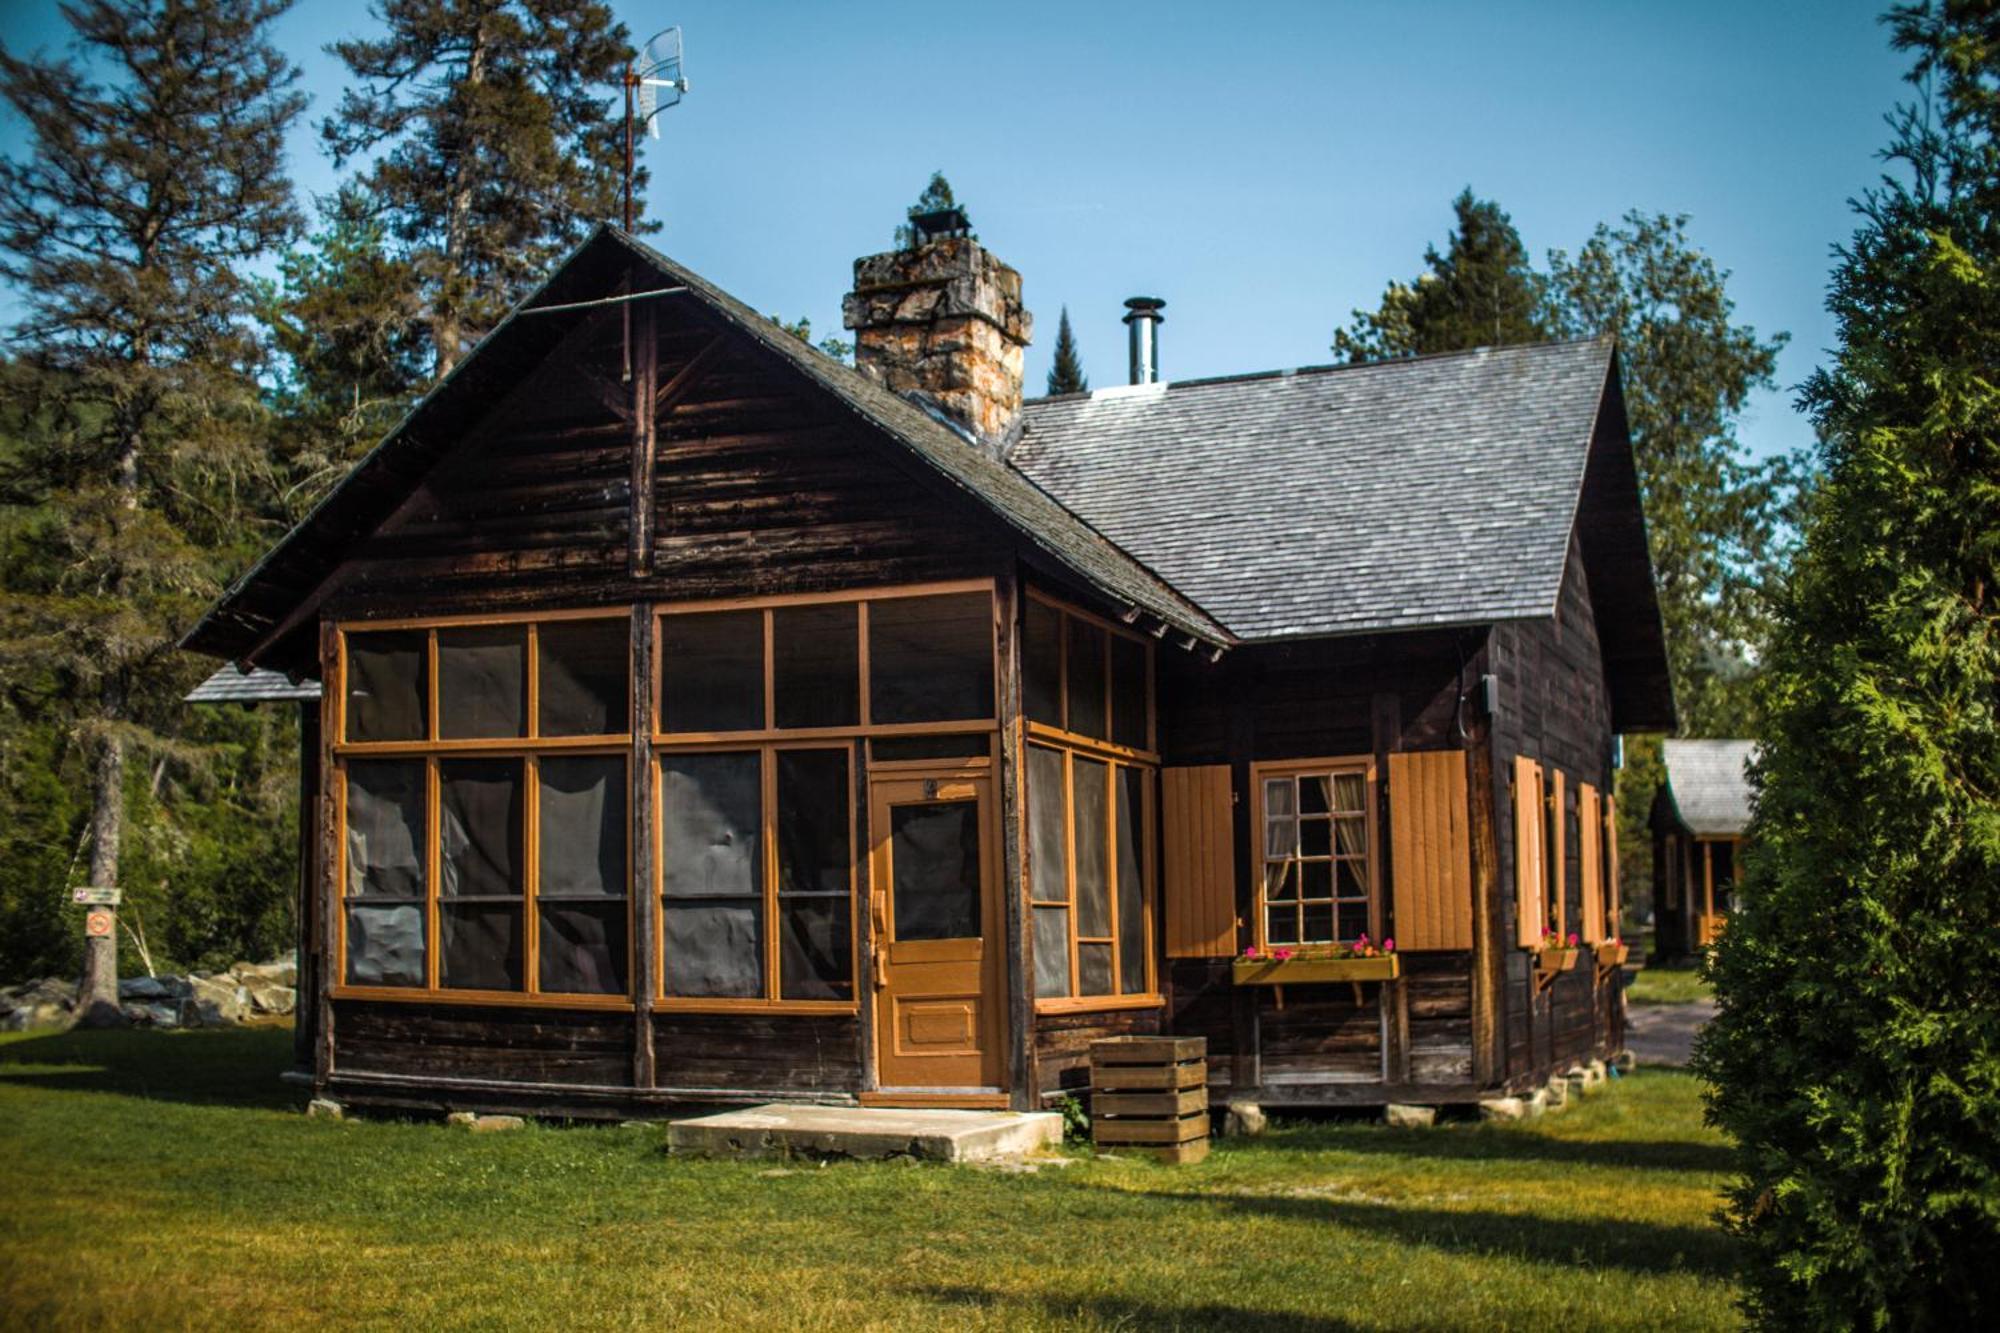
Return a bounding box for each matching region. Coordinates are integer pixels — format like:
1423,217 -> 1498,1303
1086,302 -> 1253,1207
1694,3 -> 2000,1322
1333,189 -> 1548,361
894,171 -> 972,249
1046,307 -> 1089,395
324,0 -> 640,379
0,0 -> 304,1018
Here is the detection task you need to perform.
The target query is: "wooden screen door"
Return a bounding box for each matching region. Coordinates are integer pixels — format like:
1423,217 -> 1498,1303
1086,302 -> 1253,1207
869,772 -> 1004,1092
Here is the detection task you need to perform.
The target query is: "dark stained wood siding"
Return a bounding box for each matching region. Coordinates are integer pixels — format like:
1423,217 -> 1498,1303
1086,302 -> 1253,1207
1034,1007 -> 1166,1099
1489,533 -> 1622,1086
333,1001 -> 633,1087
652,1013 -> 863,1096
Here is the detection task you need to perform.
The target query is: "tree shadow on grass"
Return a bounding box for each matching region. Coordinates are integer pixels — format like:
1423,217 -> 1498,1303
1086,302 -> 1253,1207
910,1283 -> 1363,1332
1154,1189 -> 1737,1281
1238,1123 -> 1736,1176
0,1026 -> 297,1110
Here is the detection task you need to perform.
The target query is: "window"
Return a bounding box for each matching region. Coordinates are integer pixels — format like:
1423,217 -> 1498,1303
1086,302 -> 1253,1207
1026,742 -> 1155,1003
657,745 -> 854,1005
1253,759 -> 1376,946
1021,593 -> 1154,754
336,613 -> 632,1004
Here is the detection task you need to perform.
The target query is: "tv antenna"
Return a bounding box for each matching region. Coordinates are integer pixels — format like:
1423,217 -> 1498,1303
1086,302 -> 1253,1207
623,26 -> 689,230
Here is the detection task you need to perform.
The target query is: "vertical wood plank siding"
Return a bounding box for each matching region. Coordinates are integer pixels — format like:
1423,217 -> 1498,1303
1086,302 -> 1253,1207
1161,765 -> 1236,957
1388,750 -> 1473,951
1579,782 -> 1604,944
1512,755 -> 1545,948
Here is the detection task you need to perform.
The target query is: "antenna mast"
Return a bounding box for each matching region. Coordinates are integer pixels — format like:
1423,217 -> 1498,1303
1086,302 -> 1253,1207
623,26 -> 689,230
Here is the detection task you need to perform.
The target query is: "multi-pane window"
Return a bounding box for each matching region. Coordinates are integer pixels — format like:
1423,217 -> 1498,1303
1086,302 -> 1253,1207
1255,761 -> 1376,946
655,586 -> 995,1008
337,613 -> 633,1002
1027,746 -> 1154,1002
1022,594 -> 1153,753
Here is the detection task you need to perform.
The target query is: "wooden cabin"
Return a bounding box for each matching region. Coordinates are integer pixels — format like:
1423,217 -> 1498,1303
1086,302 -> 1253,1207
183,221 -> 1674,1118
1649,739 -> 1755,959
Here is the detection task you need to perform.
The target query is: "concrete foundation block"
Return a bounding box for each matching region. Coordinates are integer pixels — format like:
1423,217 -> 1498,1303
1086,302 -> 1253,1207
1612,1050 -> 1636,1073
1224,1101 -> 1267,1137
445,1112 -> 477,1128
469,1115 -> 526,1133
1384,1103 -> 1436,1129
1544,1078 -> 1570,1110
306,1097 -> 343,1121
667,1104 -> 1062,1164
1521,1087 -> 1549,1118
1478,1096 -> 1527,1122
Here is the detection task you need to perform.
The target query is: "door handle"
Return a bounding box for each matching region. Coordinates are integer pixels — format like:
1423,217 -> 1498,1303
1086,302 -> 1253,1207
871,893 -> 890,991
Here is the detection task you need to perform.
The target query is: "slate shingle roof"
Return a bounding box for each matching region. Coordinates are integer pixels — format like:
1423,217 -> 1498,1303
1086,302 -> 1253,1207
1661,739 -> 1758,837
185,666 -> 322,704
1011,339 -> 1617,642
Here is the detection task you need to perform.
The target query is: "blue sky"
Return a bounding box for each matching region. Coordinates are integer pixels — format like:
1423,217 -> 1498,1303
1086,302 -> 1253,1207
2,1 -> 1908,462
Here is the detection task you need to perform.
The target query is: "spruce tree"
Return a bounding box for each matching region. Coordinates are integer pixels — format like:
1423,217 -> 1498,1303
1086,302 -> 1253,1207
894,171 -> 972,249
0,0 -> 304,1018
1693,3 -> 2000,1322
1046,306 -> 1089,395
1333,189 -> 1548,360
324,0 -> 639,379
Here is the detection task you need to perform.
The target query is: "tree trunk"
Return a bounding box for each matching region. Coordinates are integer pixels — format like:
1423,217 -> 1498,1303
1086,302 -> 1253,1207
433,7 -> 492,380
76,716 -> 124,1027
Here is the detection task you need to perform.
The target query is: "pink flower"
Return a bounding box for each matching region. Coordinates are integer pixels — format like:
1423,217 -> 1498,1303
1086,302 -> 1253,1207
1357,932 -> 1370,946
1273,947 -> 1294,961
1243,945 -> 1262,959
1567,932 -> 1580,948
1383,938 -> 1396,953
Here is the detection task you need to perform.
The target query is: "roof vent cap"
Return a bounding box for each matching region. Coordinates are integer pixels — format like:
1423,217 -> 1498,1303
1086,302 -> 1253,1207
1123,296 -> 1165,385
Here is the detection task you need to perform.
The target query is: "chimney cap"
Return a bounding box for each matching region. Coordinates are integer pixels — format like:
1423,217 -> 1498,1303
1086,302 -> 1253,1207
910,206 -> 973,244
1122,296 -> 1166,323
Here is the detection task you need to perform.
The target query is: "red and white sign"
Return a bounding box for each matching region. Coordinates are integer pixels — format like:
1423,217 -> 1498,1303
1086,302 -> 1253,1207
85,908 -> 114,939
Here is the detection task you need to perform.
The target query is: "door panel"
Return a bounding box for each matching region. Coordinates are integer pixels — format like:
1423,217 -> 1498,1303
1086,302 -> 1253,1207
870,774 -> 1003,1091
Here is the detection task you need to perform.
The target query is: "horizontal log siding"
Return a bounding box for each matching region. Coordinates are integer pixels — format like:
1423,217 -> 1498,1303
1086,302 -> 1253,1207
1035,1006 -> 1166,1099
333,1000 -> 633,1087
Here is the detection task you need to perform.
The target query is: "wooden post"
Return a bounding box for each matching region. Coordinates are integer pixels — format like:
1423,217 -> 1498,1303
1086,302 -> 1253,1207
1467,712 -> 1505,1089
1225,654 -> 1259,1097
995,568 -> 1035,1109
315,620 -> 341,1088
294,700 -> 321,1075
630,603 -> 657,1090
627,300 -> 658,577
1371,691 -> 1409,1085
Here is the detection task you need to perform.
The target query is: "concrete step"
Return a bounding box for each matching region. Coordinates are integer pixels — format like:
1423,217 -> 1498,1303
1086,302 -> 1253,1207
666,1103 -> 1063,1164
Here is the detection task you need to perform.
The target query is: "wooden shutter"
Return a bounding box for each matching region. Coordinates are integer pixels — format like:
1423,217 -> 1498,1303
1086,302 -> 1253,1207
1162,764 -> 1235,957
1605,794 -> 1620,937
1547,768 -> 1568,939
1579,782 -> 1604,944
1388,750 -> 1472,950
1512,755 -> 1544,948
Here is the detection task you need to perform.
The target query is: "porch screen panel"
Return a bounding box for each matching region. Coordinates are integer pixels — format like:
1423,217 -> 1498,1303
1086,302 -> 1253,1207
438,757 -> 525,991
344,759 -> 426,986
1387,750 -> 1473,951
776,748 -> 852,999
1065,619 -> 1108,740
1027,744 -> 1070,998
1023,597 -> 1062,727
437,625 -> 526,740
538,618 -> 630,736
660,751 -> 763,997
1115,765 -> 1148,993
889,801 -> 981,940
537,755 -> 628,995
1162,765 -> 1235,958
662,610 -> 764,733
1109,636 -> 1148,750
1073,756 -> 1113,995
772,604 -> 859,730
867,592 -> 994,724
345,630 -> 427,741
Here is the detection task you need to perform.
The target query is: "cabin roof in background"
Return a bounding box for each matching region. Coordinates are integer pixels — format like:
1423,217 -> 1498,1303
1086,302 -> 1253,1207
1012,339 -> 1615,641
185,665 -> 322,703
1661,738 -> 1759,836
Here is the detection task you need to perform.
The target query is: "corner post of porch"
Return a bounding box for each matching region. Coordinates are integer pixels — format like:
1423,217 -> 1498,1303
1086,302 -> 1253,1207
995,566 -> 1037,1110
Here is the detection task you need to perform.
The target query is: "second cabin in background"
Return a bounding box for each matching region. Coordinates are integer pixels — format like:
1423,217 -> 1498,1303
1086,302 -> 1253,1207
184,206 -> 1673,1117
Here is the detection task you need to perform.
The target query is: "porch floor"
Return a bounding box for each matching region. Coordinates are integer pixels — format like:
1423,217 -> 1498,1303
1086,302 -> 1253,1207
665,1103 -> 1063,1164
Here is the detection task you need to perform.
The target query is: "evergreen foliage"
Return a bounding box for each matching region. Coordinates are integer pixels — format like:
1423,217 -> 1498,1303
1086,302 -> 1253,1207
1333,189 -> 1549,361
1694,3 -> 2000,1322
1046,307 -> 1089,395
894,171 -> 972,249
323,0 -> 641,379
0,0 -> 306,989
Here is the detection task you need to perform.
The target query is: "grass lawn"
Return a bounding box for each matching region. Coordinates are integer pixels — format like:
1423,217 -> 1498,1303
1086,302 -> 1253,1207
0,1027 -> 1741,1331
1626,964 -> 1715,1006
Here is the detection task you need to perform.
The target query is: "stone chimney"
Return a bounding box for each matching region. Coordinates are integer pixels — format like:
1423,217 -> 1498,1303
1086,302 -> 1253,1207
842,213 -> 1032,440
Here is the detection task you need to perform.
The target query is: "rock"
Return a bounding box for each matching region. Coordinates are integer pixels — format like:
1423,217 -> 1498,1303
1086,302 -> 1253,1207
241,979 -> 295,1016
119,975 -> 191,1002
232,959 -> 297,988
469,1114 -> 526,1133
0,977 -> 79,1031
188,973 -> 250,1026
445,1112 -> 478,1128
1223,1100 -> 1267,1137
1521,1087 -> 1549,1118
1384,1103 -> 1436,1129
1611,1050 -> 1636,1074
1543,1078 -> 1569,1110
306,1097 -> 343,1120
1478,1096 -> 1527,1122
121,1001 -> 184,1028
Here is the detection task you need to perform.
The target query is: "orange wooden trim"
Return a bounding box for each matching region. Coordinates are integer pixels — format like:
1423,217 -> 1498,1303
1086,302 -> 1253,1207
1547,768 -> 1568,940
855,599 -> 871,728
1161,764 -> 1236,958
1023,719 -> 1160,765
339,606 -> 632,635
524,754 -> 540,996
1023,585 -> 1156,649
335,735 -> 630,757
1034,994 -> 1164,1015
1578,781 -> 1604,945
865,753 -> 995,774
654,998 -> 859,1016
329,985 -> 634,1011
1386,750 -> 1473,952
425,755 -> 440,989
858,1091 -> 1008,1110
1512,755 -> 1544,948
654,577 -> 995,617
653,719 -> 999,746
1249,755 -> 1379,950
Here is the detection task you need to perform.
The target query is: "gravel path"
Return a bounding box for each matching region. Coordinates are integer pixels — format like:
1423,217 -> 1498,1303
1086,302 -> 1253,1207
1626,998 -> 1717,1067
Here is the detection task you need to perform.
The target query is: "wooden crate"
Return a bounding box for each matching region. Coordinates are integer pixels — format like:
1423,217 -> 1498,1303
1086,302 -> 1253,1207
1089,1035 -> 1210,1164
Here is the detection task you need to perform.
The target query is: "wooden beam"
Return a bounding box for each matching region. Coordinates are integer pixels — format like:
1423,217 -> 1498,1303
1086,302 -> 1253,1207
629,603 -> 657,1089
1371,692 -> 1409,1085
294,699 -> 320,1076
315,619 -> 341,1088
627,304 -> 659,576
1467,711 -> 1505,1089
995,566 -> 1035,1109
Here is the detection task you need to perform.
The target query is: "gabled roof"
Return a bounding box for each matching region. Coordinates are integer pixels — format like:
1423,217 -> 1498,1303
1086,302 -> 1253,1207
186,665 -> 321,704
1012,338 -> 1620,642
1660,739 -> 1758,837
183,226 -> 1228,669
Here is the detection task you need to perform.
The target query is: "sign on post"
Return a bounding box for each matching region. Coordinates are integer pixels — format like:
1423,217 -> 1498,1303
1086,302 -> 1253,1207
73,887 -> 122,906
85,908 -> 114,939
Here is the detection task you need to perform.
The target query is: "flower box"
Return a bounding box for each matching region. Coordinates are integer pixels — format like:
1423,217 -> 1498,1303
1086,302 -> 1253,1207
1595,941 -> 1629,970
1531,945 -> 1579,992
1231,954 -> 1401,987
